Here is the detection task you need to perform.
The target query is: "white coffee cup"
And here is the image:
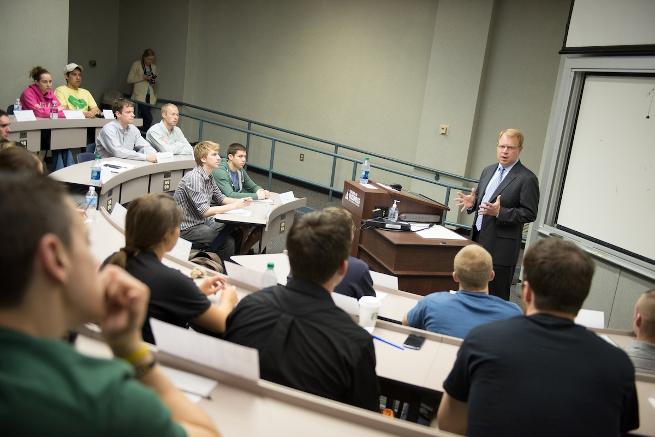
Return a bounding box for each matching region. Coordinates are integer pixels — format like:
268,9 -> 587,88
358,296 -> 380,329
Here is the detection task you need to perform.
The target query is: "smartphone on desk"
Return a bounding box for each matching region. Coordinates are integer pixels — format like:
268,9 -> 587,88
403,334 -> 426,350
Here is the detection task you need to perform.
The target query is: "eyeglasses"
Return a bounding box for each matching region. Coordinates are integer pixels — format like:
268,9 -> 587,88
497,145 -> 520,151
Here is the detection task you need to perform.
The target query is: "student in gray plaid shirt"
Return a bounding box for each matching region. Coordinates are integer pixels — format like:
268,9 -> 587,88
174,140 -> 250,263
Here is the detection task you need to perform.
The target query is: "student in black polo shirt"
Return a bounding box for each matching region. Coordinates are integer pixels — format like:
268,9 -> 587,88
223,207 -> 380,411
105,193 -> 238,344
437,238 -> 639,436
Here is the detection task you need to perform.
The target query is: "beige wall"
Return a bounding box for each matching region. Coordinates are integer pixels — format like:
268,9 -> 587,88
67,0 -> 120,102
0,0 -> 69,108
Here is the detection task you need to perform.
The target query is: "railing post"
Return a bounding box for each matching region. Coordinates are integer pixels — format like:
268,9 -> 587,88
444,187 -> 451,224
245,121 -> 252,154
352,162 -> 358,181
198,120 -> 204,142
268,139 -> 276,190
328,145 -> 339,201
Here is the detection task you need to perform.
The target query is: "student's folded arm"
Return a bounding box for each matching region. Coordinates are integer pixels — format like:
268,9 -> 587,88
437,393 -> 468,435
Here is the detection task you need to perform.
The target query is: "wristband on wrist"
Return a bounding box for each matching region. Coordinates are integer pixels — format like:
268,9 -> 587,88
118,343 -> 157,378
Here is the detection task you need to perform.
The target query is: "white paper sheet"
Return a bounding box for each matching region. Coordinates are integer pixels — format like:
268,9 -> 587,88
102,109 -> 115,119
225,261 -> 277,288
649,397 -> 655,410
332,293 -> 359,315
183,392 -> 202,403
370,271 -> 398,289
161,365 -> 217,398
599,334 -> 617,346
575,309 -> 605,329
167,237 -> 192,261
63,110 -> 85,119
225,208 -> 252,216
151,319 -> 260,381
416,225 -> 466,240
13,110 -> 36,121
156,151 -> 174,162
109,202 -> 127,227
278,191 -> 296,204
361,183 -> 378,189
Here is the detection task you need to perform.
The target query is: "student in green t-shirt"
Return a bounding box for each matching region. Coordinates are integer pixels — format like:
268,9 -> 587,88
0,173 -> 219,437
212,142 -> 272,200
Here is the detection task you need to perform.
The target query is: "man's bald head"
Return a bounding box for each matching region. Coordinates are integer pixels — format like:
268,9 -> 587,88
453,245 -> 494,292
634,289 -> 655,343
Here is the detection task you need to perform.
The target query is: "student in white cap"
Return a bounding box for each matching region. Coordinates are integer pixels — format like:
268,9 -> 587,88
54,63 -> 100,118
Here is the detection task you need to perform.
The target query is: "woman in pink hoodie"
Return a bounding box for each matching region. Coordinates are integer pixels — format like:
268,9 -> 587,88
20,66 -> 64,118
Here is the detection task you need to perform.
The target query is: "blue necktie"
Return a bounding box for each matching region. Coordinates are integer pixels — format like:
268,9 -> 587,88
476,166 -> 505,231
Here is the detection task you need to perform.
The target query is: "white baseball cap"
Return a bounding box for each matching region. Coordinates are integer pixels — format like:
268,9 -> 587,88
64,63 -> 83,74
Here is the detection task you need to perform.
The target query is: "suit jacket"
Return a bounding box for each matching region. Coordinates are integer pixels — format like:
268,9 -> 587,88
469,160 -> 539,266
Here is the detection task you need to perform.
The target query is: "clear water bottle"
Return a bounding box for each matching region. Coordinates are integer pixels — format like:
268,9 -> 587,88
90,154 -> 101,184
84,186 -> 98,223
262,262 -> 277,287
13,98 -> 21,113
388,200 -> 399,222
359,157 -> 370,185
50,102 -> 58,119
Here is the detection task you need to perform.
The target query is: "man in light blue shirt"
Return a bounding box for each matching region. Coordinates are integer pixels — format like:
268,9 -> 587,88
403,244 -> 522,338
96,98 -> 157,162
146,103 -> 193,155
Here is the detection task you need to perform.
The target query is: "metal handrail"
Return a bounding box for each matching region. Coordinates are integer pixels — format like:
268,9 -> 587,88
137,100 -> 477,229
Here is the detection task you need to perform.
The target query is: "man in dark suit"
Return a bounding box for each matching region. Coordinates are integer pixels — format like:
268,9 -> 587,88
456,128 -> 539,300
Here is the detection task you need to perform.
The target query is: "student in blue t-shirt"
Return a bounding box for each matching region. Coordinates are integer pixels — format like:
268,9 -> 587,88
403,244 -> 522,338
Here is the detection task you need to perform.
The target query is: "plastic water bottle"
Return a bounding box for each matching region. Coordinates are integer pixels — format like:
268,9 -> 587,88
84,186 -> 98,223
50,102 -> 58,119
90,154 -> 101,184
388,200 -> 399,222
262,262 -> 277,287
13,98 -> 21,113
359,157 -> 370,185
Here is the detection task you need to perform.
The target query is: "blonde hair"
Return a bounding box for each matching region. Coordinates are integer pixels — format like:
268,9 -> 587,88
636,289 -> 655,340
498,128 -> 524,148
193,140 -> 220,166
160,103 -> 177,116
454,245 -> 493,290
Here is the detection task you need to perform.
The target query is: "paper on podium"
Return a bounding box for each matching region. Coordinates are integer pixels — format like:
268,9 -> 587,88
225,261 -> 277,288
361,183 -> 378,189
63,110 -> 84,119
13,110 -> 36,122
151,319 -> 260,381
102,109 -> 115,119
161,365 -> 217,398
416,225 -> 467,240
110,203 -> 127,227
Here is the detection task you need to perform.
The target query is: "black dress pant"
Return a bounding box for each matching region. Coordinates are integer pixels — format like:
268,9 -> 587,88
489,264 -> 514,301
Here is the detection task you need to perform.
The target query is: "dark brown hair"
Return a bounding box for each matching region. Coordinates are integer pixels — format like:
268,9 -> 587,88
29,66 -> 49,82
227,143 -> 247,157
0,173 -> 72,306
141,48 -> 156,65
287,207 -> 352,285
105,193 -> 181,268
112,98 -> 134,117
523,238 -> 595,314
0,146 -> 42,173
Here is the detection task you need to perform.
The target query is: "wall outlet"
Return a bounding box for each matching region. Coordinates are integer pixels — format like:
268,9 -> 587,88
439,124 -> 449,135
163,179 -> 171,191
280,221 -> 286,232
106,198 -> 113,212
299,153 -> 304,161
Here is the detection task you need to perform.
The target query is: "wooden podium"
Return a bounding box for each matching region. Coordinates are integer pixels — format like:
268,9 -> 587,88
342,180 -> 475,295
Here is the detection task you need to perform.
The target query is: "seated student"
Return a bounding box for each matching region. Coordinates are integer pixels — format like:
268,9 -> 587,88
403,245 -> 521,338
146,103 -> 193,155
323,207 -> 376,300
174,140 -> 250,263
104,193 -> 238,344
223,207 -> 380,411
0,172 -> 218,436
96,98 -> 158,162
20,66 -> 64,119
627,288 -> 655,374
437,238 -> 639,436
0,109 -> 10,142
0,146 -> 44,174
54,63 -> 100,118
212,143 -> 270,199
